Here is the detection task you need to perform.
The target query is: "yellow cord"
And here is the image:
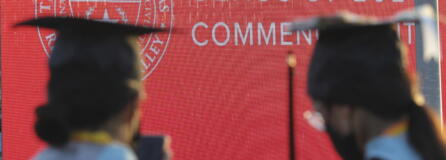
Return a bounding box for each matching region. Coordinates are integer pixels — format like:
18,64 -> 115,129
384,120 -> 408,136
71,131 -> 113,144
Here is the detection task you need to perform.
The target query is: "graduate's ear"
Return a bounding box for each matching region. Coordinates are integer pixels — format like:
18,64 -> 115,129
121,100 -> 141,143
122,100 -> 141,124
122,104 -> 133,121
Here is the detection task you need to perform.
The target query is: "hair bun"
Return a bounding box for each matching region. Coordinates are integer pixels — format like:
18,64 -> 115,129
35,105 -> 70,147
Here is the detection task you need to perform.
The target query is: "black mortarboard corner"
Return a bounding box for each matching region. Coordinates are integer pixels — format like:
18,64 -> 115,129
289,5 -> 439,118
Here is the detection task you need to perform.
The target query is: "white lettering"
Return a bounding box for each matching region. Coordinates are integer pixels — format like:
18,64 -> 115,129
144,7 -> 153,24
140,59 -> 151,70
59,0 -> 67,14
302,30 -> 313,45
145,54 -> 155,63
159,0 -> 170,12
258,23 -> 276,45
404,22 -> 415,45
212,22 -> 231,46
280,22 -> 292,45
192,22 -> 209,46
45,33 -> 57,49
234,23 -> 254,46
149,35 -> 164,55
190,21 -> 411,47
39,2 -> 51,13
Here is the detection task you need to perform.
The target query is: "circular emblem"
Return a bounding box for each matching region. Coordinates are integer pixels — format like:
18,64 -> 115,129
34,0 -> 174,79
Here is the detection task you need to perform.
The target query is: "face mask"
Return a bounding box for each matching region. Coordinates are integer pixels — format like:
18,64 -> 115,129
325,124 -> 363,160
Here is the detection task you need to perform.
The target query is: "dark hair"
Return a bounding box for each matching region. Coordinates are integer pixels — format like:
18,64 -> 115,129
408,103 -> 446,160
35,33 -> 140,147
308,25 -> 446,160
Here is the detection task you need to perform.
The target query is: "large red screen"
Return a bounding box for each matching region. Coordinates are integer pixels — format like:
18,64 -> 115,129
2,0 -> 437,160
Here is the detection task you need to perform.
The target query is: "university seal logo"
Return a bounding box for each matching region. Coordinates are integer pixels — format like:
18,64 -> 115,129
34,0 -> 174,79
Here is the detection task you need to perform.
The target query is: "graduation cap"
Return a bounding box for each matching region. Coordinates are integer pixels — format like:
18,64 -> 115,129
16,17 -> 167,127
290,4 -> 439,62
17,16 -> 165,36
16,17 -> 166,79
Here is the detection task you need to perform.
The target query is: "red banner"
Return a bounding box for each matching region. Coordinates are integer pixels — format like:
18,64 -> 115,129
1,0 -> 418,160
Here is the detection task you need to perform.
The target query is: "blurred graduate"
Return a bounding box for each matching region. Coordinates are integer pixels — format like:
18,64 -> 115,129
17,17 -> 171,160
291,5 -> 446,160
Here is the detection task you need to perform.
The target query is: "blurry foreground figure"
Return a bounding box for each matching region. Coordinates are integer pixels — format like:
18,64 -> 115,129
291,6 -> 446,160
17,17 -> 171,160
